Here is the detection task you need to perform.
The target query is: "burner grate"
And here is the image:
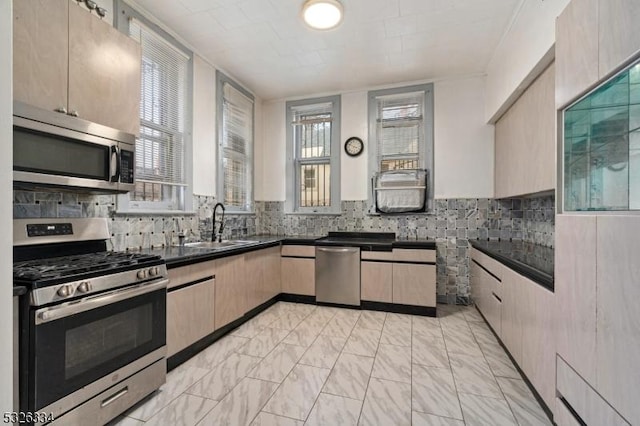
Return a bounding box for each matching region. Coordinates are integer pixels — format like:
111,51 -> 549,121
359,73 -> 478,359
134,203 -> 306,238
13,251 -> 161,281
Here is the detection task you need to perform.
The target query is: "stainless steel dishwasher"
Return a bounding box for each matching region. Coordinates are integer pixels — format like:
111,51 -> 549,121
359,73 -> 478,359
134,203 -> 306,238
315,246 -> 361,306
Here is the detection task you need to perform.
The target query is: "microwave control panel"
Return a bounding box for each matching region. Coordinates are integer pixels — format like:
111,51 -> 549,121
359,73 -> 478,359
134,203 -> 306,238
120,150 -> 134,184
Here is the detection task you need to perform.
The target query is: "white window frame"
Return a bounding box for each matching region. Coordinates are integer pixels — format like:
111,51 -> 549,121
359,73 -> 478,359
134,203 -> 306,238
115,1 -> 193,213
286,95 -> 341,214
368,84 -> 434,213
216,71 -> 254,213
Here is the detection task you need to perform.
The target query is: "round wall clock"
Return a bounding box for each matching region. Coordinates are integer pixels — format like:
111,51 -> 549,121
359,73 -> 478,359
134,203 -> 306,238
344,137 -> 364,157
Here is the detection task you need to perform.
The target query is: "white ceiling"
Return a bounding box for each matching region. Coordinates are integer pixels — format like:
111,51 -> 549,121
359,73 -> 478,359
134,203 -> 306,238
131,0 -> 522,100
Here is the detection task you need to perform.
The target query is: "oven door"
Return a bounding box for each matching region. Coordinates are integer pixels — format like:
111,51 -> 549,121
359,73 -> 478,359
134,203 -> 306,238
30,279 -> 167,412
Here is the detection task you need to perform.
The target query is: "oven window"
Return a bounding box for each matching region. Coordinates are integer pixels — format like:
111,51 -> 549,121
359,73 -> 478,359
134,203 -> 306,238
32,289 -> 166,411
65,304 -> 153,380
14,128 -> 109,180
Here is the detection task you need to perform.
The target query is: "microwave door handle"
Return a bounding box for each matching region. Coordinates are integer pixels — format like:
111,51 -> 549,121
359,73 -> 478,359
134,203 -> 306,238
110,145 -> 121,182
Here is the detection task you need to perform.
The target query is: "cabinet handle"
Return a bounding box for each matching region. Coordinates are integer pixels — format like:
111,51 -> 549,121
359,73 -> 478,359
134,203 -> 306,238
54,106 -> 67,114
68,110 -> 79,117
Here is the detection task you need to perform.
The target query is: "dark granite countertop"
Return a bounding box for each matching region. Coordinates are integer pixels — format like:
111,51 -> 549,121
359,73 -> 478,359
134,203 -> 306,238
469,240 -> 554,291
136,233 -> 437,267
13,286 -> 27,297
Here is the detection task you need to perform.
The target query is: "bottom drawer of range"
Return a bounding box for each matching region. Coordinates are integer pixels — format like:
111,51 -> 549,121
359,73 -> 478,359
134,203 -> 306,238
48,359 -> 166,426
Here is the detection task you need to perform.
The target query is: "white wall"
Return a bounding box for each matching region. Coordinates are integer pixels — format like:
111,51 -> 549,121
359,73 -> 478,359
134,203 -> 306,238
340,92 -> 369,200
259,75 -> 494,201
192,55 -> 216,197
259,101 -> 287,200
485,0 -> 570,122
434,77 -> 495,198
1,0 -> 13,412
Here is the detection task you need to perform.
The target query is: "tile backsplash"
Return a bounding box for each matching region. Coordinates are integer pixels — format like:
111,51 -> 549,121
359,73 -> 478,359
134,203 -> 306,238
13,189 -> 555,304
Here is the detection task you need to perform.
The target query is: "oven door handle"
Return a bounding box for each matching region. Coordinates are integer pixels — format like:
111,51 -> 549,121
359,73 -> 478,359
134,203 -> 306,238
35,279 -> 168,325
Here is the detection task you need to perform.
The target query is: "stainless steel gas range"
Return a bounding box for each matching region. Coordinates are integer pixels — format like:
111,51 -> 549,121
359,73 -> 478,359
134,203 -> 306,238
13,218 -> 168,425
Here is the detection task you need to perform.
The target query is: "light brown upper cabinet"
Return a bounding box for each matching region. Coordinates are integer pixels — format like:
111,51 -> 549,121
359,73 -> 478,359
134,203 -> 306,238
556,0 -> 640,109
494,63 -> 555,198
555,0 -> 599,108
13,1 -> 141,135
598,0 -> 640,80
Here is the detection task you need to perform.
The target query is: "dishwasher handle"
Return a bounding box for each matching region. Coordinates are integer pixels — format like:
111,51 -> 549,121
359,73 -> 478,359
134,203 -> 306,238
316,247 -> 359,254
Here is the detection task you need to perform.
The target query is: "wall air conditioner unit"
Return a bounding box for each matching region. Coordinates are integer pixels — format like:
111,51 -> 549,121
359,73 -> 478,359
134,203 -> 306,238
374,169 -> 427,213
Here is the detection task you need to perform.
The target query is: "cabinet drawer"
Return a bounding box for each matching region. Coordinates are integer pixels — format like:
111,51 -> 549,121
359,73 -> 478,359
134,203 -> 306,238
470,247 -> 504,280
557,356 -> 630,426
281,245 -> 315,258
361,250 -> 394,261
393,248 -> 435,263
167,260 -> 215,290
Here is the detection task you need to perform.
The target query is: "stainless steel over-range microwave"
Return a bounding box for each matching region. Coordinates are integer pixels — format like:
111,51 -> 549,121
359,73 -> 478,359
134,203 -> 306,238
13,102 -> 135,193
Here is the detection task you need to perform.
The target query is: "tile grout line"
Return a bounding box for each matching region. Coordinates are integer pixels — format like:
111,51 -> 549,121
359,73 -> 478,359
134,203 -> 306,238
304,310 -> 361,423
464,305 -> 520,425
439,308 -> 466,424
355,312 -> 385,425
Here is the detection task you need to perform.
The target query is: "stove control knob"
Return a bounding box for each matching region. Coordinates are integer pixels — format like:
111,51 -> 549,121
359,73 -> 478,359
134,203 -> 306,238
77,281 -> 91,293
148,267 -> 158,277
57,285 -> 72,298
137,270 -> 147,280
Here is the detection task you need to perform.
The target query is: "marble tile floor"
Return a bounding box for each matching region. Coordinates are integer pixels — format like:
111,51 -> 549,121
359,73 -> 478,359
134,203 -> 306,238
110,302 -> 551,426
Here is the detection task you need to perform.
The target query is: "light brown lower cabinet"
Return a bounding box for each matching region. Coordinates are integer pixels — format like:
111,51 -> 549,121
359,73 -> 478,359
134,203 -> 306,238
500,268 -> 524,365
214,254 -> 247,330
245,250 -> 265,312
281,257 -> 315,296
263,246 -> 282,301
166,278 -> 215,357
392,263 -> 436,307
361,261 -> 392,302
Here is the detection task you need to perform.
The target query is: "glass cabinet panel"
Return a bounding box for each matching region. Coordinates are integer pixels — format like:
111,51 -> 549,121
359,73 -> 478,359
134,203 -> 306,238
564,60 -> 640,211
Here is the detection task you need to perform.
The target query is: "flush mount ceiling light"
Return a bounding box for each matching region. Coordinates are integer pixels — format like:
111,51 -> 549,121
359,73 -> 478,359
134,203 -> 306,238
302,0 -> 344,30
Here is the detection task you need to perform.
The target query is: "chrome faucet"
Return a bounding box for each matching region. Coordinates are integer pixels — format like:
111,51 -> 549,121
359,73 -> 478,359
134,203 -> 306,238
212,202 -> 226,242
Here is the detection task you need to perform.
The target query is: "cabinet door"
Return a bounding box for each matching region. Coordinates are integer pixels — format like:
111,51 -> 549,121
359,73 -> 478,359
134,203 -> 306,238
68,4 -> 141,135
263,246 -> 282,302
470,260 -> 482,308
245,250 -> 265,312
361,261 -> 392,302
501,268 -> 523,365
599,0 -> 640,79
214,255 -> 247,330
167,278 -> 215,357
484,291 -> 502,337
521,277 -> 556,409
495,63 -> 555,197
392,263 -> 436,307
281,257 -> 315,296
555,215 -> 597,384
555,0 -> 599,108
13,0 -> 69,112
596,216 -> 640,425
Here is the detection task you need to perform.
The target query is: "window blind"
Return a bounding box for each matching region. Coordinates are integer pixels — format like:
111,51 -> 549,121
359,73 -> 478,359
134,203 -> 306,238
376,91 -> 424,171
129,18 -> 189,193
222,82 -> 253,210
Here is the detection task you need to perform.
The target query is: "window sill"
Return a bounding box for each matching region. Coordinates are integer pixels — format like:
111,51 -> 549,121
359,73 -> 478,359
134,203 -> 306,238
366,210 -> 434,217
285,211 -> 343,216
114,210 -> 197,216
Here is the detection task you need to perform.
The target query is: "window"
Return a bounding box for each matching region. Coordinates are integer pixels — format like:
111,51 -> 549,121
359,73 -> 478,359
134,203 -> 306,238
286,96 -> 341,213
368,84 -> 434,210
217,72 -> 254,212
116,5 -> 192,212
